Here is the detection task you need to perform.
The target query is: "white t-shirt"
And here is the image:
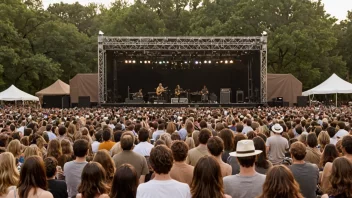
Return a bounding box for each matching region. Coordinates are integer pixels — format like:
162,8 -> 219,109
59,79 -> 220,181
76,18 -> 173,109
91,141 -> 101,154
137,179 -> 191,198
133,141 -> 154,156
333,129 -> 349,139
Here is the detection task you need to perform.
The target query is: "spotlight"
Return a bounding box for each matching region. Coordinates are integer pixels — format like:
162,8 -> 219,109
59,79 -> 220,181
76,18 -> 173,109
220,60 -> 223,63
225,60 -> 228,64
166,61 -> 169,64
140,61 -> 143,64
163,61 -> 165,64
184,61 -> 188,64
195,61 -> 199,64
230,60 -> 234,64
144,60 -> 147,64
204,60 -> 207,64
209,60 -> 212,64
147,61 -> 151,64
159,61 -> 162,64
128,60 -> 132,63
132,60 -> 136,64
125,60 -> 128,64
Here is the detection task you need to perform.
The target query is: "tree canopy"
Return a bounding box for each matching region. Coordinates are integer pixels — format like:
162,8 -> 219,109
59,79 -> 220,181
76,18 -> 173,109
0,0 -> 351,93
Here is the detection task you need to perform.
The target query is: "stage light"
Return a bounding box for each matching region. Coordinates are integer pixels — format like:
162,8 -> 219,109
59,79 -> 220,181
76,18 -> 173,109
128,60 -> 132,63
166,61 -> 169,64
132,60 -> 136,64
147,61 -> 151,64
195,61 -> 199,64
220,60 -> 223,63
163,61 -> 165,64
144,60 -> 147,64
159,61 -> 162,64
225,60 -> 228,64
184,61 -> 187,64
125,60 -> 128,64
209,60 -> 212,64
140,61 -> 143,64
230,60 -> 234,64
204,60 -> 207,64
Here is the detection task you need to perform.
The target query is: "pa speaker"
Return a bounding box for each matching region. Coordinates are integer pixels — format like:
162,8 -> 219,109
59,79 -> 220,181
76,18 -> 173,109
297,96 -> 308,107
78,96 -> 90,108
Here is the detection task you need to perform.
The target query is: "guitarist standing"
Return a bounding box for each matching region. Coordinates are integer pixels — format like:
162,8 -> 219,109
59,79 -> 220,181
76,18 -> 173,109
174,85 -> 182,103
156,83 -> 166,100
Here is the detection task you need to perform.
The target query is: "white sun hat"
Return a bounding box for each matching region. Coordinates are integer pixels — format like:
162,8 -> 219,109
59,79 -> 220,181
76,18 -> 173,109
271,123 -> 283,133
229,140 -> 262,157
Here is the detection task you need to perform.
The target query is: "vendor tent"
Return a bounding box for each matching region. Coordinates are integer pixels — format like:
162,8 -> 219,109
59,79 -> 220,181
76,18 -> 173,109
302,73 -> 352,106
0,85 -> 39,101
36,79 -> 70,96
267,74 -> 302,106
70,73 -> 98,104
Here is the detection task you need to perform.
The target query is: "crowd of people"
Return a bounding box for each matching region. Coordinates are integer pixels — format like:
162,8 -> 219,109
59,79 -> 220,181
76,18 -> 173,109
0,105 -> 352,198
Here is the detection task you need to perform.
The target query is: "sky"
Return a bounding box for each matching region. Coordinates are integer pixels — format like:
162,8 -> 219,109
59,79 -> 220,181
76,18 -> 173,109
42,0 -> 352,21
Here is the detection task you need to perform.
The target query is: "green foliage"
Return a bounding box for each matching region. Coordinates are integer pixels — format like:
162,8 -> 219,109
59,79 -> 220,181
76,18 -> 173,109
0,0 -> 351,93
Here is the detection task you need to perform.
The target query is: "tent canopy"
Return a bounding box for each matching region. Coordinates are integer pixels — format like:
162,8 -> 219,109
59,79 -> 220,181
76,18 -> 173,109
302,74 -> 352,96
36,79 -> 70,96
70,73 -> 98,103
267,74 -> 302,106
0,85 -> 39,101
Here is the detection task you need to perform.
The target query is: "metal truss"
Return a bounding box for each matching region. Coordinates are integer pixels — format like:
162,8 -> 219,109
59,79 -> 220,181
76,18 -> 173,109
98,36 -> 268,104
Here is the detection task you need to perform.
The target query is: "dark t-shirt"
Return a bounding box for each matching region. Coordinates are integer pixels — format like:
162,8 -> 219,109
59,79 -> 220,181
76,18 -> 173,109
289,163 -> 319,198
48,179 -> 68,198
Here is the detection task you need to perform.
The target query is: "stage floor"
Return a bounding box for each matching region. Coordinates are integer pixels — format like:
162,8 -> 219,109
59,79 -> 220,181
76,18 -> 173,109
101,103 -> 263,108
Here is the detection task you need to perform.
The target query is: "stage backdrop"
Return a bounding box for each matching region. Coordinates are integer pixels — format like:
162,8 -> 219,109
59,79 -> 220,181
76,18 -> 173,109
267,74 -> 302,106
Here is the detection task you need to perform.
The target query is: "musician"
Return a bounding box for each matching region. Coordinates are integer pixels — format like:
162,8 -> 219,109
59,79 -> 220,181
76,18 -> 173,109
136,89 -> 143,98
201,85 -> 209,102
156,83 -> 166,100
175,85 -> 182,102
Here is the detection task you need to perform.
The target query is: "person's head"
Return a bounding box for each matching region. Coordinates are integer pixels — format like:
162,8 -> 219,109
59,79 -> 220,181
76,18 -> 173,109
6,139 -> 22,158
295,125 -> 303,135
157,123 -> 165,130
307,133 -> 318,148
191,156 -> 224,198
171,132 -> 181,141
160,133 -> 172,148
215,123 -> 224,132
253,137 -> 269,169
199,120 -> 207,129
0,152 -> 19,196
219,129 -> 234,152
18,156 -> 47,198
341,135 -> 352,155
166,122 -> 176,134
120,132 -> 135,150
207,137 -> 224,157
186,121 -> 194,135
45,124 -> 52,132
23,145 -> 40,160
327,127 -> 336,138
171,141 -> 189,162
258,165 -> 303,198
47,139 -> 62,159
290,142 -> 306,161
102,129 -> 111,142
234,140 -> 262,168
320,144 -> 339,168
93,149 -> 115,184
318,131 -> 330,150
150,145 -> 173,174
73,139 -> 89,158
236,124 -> 243,132
337,121 -> 346,130
44,157 -> 58,178
94,130 -> 103,142
60,139 -> 73,155
78,162 -> 108,198
24,128 -> 32,136
138,128 -> 149,142
327,157 -> 352,198
0,134 -> 9,147
246,131 -> 257,140
110,164 -> 138,198
113,130 -> 123,142
198,128 -> 212,145
233,133 -> 246,151
58,126 -> 66,136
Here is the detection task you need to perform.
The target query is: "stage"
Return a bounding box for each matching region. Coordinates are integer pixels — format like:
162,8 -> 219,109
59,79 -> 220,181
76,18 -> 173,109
101,102 -> 263,108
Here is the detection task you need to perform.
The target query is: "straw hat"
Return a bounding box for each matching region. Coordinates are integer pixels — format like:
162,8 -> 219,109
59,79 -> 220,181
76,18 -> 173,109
271,123 -> 283,133
229,140 -> 262,157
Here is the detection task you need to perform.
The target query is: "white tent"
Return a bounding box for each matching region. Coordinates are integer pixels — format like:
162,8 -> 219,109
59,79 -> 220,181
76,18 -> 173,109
302,73 -> 352,106
0,85 -> 39,101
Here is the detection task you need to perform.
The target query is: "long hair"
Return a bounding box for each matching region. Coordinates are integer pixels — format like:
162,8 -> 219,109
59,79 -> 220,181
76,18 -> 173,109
110,164 -> 138,198
166,122 -> 176,135
258,165 -> 303,198
78,162 -> 109,198
320,144 -> 339,168
18,156 -> 47,198
93,150 -> 116,185
6,139 -> 22,158
23,144 -> 40,161
0,152 -> 20,196
219,129 -> 234,151
47,139 -> 62,159
253,137 -> 270,169
191,156 -> 224,198
327,157 -> 352,197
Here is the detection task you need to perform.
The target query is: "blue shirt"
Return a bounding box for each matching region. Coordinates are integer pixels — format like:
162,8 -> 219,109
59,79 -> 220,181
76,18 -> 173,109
47,131 -> 57,141
178,128 -> 187,141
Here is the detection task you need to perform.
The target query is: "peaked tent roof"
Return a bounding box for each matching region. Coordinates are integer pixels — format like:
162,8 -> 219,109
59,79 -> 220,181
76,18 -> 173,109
0,85 -> 39,101
302,74 -> 352,96
36,79 -> 70,96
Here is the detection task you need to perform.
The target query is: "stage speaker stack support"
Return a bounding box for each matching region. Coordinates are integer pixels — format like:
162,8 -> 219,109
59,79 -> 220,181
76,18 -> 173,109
220,88 -> 231,104
236,90 -> 244,103
171,98 -> 188,104
297,96 -> 308,107
78,96 -> 90,108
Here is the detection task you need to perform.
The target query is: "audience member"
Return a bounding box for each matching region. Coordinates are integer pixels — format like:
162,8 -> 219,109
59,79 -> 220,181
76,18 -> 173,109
207,137 -> 232,177
304,133 -> 321,167
0,152 -> 19,198
110,164 -> 138,198
44,157 -> 68,198
253,137 -> 272,174
266,124 -> 289,165
186,128 -> 212,166
93,149 -> 116,185
169,141 -> 194,186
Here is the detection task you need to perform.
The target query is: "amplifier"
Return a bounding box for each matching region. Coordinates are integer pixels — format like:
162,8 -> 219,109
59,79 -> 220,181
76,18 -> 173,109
221,88 -> 231,93
171,98 -> 188,104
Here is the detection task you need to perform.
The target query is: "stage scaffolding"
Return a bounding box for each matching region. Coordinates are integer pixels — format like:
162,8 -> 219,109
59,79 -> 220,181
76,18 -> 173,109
98,36 -> 268,104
